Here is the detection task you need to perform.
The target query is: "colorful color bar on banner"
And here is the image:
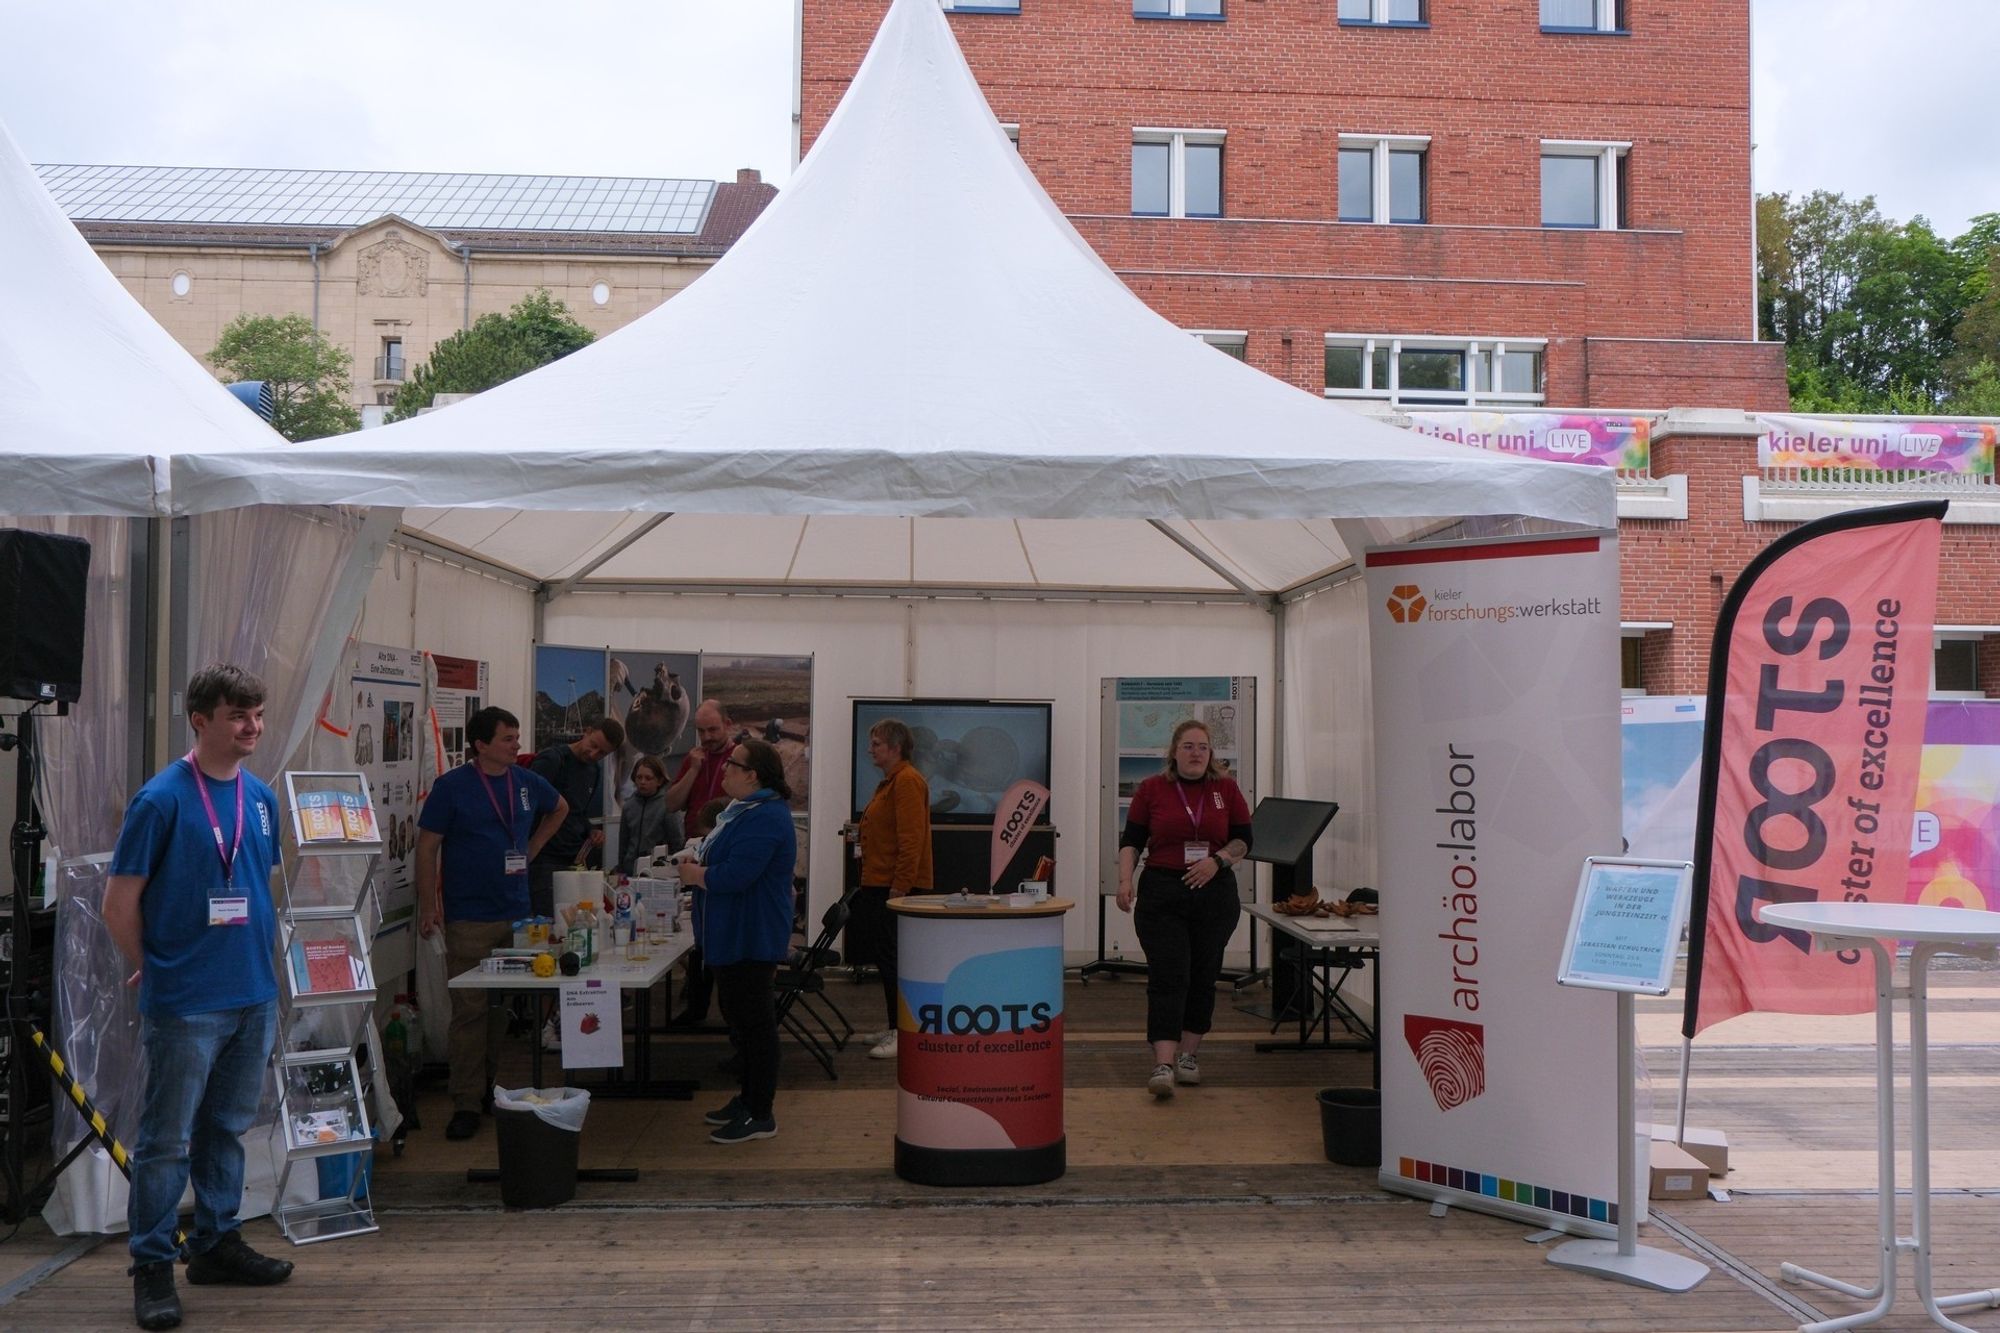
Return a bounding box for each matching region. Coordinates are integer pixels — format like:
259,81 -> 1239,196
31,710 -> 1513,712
1395,1158 -> 1618,1224
1402,410 -> 1652,471
1757,413 -> 1998,475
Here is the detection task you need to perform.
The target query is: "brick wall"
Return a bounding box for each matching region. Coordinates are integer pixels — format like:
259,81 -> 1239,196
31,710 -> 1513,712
802,0 -> 1785,408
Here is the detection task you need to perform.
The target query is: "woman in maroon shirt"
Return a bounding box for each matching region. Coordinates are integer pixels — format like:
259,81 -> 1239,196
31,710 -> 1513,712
1116,719 -> 1252,1100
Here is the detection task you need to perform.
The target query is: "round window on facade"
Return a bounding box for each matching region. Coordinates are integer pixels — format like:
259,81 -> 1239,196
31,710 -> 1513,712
170,270 -> 192,298
591,281 -> 611,307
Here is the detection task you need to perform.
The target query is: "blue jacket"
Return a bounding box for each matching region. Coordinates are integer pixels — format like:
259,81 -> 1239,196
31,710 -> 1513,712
696,794 -> 796,966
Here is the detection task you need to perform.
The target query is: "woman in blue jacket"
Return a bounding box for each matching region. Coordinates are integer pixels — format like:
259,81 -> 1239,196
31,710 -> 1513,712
677,738 -> 797,1144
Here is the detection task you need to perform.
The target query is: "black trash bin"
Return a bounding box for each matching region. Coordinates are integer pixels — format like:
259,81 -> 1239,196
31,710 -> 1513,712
494,1101 -> 583,1208
1318,1087 -> 1380,1168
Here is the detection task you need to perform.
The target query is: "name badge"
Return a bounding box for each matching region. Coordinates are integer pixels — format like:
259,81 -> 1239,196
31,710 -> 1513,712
1184,841 -> 1210,868
209,895 -> 251,927
504,851 -> 528,876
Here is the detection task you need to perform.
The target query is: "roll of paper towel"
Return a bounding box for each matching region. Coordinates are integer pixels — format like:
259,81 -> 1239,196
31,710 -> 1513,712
553,869 -> 601,905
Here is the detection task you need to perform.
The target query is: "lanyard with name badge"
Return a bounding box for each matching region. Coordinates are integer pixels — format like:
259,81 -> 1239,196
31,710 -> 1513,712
1175,779 -> 1212,869
186,752 -> 250,926
476,764 -> 529,875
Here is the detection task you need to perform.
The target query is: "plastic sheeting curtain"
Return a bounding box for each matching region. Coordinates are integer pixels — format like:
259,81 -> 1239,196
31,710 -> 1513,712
1282,576 -> 1377,893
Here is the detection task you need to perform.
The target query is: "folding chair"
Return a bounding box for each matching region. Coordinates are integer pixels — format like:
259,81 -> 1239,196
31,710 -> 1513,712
775,894 -> 855,1079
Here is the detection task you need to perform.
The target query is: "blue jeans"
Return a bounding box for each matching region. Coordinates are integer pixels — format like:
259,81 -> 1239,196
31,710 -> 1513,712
128,1000 -> 277,1264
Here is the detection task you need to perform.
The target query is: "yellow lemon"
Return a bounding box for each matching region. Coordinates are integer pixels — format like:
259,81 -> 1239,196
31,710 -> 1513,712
531,952 -> 557,978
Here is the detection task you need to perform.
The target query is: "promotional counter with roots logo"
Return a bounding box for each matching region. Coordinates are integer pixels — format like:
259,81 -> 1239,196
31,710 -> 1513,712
886,896 -> 1076,1186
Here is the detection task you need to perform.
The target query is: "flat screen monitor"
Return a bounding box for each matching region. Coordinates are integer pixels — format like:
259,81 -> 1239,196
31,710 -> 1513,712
1245,797 -> 1339,868
851,698 -> 1053,825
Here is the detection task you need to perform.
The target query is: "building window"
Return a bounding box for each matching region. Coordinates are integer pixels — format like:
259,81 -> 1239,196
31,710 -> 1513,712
1933,636 -> 1983,697
170,270 -> 192,298
1339,0 -> 1427,24
1000,123 -> 1021,149
1132,130 -> 1225,218
1135,0 -> 1224,17
1323,335 -> 1546,406
590,281 -> 611,306
1620,636 -> 1644,695
1541,0 -> 1626,32
376,337 -> 405,382
1338,136 -> 1429,224
940,0 -> 1021,12
1188,329 -> 1248,361
1541,141 -> 1628,229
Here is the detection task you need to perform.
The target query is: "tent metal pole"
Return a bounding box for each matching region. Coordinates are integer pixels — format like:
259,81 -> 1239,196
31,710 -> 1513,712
1144,519 -> 1270,609
538,513 -> 675,606
388,531 -> 539,591
559,581 -> 1252,605
1271,599 -> 1287,798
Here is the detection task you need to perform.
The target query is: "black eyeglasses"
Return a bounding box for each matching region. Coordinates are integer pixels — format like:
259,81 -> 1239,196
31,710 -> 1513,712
722,758 -> 754,773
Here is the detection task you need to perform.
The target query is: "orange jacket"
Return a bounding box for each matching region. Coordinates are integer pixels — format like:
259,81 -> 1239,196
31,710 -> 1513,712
859,762 -> 932,893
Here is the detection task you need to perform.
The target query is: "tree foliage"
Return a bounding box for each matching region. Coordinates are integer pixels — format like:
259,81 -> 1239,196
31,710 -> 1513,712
387,289 -> 595,421
207,313 -> 361,442
1759,192 -> 2000,415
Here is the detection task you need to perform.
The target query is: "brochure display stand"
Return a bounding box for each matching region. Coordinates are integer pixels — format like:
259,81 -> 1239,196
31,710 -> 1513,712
1547,856 -> 1707,1293
271,773 -> 384,1245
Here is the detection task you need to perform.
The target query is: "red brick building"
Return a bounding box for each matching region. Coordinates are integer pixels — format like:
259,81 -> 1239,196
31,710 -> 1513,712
799,0 -> 1788,412
802,2 -> 2000,700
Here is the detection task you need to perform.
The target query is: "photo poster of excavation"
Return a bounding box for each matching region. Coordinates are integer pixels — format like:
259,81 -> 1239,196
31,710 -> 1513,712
533,643 -> 609,751
425,651 -> 488,776
702,654 -> 813,816
1099,677 -> 1256,902
605,648 -> 701,799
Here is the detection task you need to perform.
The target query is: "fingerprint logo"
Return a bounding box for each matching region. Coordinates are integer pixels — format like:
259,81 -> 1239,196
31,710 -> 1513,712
1385,585 -> 1427,624
1403,1014 -> 1485,1111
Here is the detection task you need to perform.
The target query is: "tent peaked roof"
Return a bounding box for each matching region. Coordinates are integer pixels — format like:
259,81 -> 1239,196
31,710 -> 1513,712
169,0 -> 1612,543
0,122 -> 284,518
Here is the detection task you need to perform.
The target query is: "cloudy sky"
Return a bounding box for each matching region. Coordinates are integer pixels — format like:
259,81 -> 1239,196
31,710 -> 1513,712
3,1 -> 1995,239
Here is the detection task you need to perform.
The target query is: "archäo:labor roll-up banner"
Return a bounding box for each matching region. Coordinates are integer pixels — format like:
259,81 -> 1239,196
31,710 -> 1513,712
1365,531 -> 1625,1237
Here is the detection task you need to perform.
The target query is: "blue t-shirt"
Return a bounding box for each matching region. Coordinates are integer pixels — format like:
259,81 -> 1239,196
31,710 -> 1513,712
110,759 -> 281,1019
418,762 -> 560,923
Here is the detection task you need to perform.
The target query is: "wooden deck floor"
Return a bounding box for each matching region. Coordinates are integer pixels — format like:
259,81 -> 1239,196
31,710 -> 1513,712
6,963 -> 2000,1330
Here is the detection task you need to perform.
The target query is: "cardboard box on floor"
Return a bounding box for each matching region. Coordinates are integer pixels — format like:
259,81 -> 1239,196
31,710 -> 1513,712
1648,1141 -> 1710,1200
1647,1122 -> 1729,1177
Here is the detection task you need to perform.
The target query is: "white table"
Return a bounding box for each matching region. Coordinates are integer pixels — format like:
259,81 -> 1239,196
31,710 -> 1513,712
1758,901 -> 2000,1333
447,935 -> 695,1098
1242,901 -> 1380,1077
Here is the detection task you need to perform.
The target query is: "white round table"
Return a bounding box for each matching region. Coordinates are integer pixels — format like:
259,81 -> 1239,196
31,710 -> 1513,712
1759,902 -> 2000,1333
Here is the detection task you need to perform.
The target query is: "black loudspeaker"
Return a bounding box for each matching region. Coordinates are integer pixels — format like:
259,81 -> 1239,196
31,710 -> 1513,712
0,530 -> 91,704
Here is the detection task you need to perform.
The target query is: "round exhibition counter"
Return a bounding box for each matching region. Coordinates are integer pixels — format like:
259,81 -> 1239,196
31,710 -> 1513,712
886,895 -> 1076,1186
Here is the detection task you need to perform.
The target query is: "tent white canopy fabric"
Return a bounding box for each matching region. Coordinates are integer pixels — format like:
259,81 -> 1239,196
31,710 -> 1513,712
154,0 -> 1611,597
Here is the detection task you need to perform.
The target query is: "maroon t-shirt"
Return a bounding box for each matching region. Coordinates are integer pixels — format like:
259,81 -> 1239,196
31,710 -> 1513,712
675,745 -> 731,812
1125,772 -> 1251,868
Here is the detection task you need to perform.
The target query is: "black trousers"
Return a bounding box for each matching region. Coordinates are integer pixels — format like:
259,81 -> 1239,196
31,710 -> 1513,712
1133,866 -> 1241,1045
713,962 -> 780,1120
678,944 -> 713,1020
848,885 -> 900,1028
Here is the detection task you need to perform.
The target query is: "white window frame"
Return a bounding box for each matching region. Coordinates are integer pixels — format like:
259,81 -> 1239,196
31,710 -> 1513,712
1187,328 -> 1249,360
940,0 -> 1021,13
1132,128 -> 1226,219
1339,0 -> 1427,24
1135,0 -> 1225,17
1321,334 -> 1548,407
1338,134 -> 1431,224
1541,0 -> 1624,32
1540,140 -> 1629,231
1932,630 -> 1991,699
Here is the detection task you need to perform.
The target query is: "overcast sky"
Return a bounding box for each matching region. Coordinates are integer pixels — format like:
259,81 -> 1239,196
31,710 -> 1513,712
3,1 -> 1995,239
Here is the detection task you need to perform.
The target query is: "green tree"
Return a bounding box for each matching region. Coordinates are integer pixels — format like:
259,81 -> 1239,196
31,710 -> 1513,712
207,313 -> 361,442
387,289 -> 595,421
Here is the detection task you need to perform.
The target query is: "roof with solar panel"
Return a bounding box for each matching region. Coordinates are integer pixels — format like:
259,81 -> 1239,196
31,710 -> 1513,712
33,163 -> 774,254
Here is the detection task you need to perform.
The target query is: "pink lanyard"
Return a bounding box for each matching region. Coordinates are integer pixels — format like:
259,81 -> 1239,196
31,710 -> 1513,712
184,752 -> 243,888
474,763 -> 522,850
1174,779 -> 1210,843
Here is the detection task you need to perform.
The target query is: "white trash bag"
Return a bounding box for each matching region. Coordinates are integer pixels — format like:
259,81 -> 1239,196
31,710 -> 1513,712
492,1085 -> 590,1132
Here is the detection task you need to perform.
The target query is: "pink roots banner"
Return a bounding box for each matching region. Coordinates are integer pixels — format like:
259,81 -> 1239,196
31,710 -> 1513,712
988,779 -> 1049,891
1403,410 -> 1651,472
1757,413 -> 1997,475
1683,502 -> 1945,1037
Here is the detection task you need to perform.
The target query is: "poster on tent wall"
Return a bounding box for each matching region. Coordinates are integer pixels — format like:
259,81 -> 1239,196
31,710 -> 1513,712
424,652 -> 487,775
1908,699 -> 2000,912
606,648 -> 701,800
338,643 -> 424,981
1097,677 -> 1257,904
533,643 -> 609,752
1365,532 -> 1623,1237
702,654 -> 813,919
1621,696 -> 1706,862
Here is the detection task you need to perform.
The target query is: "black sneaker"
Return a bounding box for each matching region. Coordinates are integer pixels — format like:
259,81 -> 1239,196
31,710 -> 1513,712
703,1095 -> 746,1126
130,1259 -> 181,1330
708,1114 -> 777,1145
184,1230 -> 294,1287
445,1110 -> 480,1140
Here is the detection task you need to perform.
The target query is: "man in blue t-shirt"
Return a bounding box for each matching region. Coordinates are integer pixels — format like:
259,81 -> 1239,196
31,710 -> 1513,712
106,664 -> 295,1331
416,705 -> 564,1141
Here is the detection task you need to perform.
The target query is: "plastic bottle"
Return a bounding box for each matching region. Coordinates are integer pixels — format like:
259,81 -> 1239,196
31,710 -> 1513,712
383,1004 -> 408,1062
627,922 -> 650,963
569,901 -> 595,968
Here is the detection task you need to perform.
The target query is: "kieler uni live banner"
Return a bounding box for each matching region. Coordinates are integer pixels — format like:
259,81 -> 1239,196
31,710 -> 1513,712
1683,501 -> 1946,1037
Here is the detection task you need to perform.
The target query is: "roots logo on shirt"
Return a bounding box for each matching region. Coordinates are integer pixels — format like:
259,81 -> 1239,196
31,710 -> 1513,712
256,800 -> 272,836
1404,1013 -> 1485,1111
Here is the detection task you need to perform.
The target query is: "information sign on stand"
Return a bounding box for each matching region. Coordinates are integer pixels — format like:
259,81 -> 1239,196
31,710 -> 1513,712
1548,857 -> 1707,1293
